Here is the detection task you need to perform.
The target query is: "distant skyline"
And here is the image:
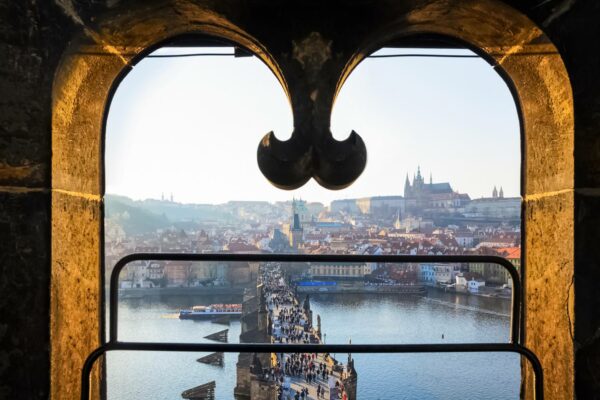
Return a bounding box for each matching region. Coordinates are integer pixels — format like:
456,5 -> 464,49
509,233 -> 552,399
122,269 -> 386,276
106,47 -> 520,204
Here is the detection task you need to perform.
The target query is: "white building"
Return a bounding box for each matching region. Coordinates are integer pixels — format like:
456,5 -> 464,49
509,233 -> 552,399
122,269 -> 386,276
455,230 -> 474,248
419,263 -> 461,286
309,262 -> 373,279
455,272 -> 485,293
463,197 -> 521,220
468,278 -> 486,293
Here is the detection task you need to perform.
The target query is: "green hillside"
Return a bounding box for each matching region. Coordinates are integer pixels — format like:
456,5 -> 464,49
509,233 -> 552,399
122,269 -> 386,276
104,195 -> 170,235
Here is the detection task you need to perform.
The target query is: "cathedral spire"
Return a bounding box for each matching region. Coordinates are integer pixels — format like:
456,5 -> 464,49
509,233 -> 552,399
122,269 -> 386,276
404,174 -> 411,197
499,186 -> 504,198
413,166 -> 424,186
492,186 -> 498,198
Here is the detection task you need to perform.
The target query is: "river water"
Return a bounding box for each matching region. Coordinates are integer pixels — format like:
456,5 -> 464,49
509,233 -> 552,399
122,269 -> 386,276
107,290 -> 519,399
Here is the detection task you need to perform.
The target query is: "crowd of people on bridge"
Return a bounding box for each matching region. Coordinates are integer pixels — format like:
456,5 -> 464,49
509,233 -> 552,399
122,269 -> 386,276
272,307 -> 316,344
259,264 -> 352,400
280,353 -> 330,384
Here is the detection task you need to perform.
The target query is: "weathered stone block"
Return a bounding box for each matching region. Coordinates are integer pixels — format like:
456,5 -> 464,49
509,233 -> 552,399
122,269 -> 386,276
524,191 -> 574,400
51,191 -> 102,400
0,190 -> 50,400
574,192 -> 600,399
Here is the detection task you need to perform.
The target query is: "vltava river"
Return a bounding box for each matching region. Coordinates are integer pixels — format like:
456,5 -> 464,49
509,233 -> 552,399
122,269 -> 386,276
107,290 -> 519,399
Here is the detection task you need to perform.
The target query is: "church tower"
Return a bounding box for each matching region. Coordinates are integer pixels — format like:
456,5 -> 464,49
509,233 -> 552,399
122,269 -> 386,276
499,186 -> 504,198
290,199 -> 304,250
404,174 -> 411,197
492,186 -> 498,198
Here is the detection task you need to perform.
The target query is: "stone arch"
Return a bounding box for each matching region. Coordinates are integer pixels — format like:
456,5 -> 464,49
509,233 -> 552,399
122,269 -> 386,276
51,1 -> 573,399
51,6 -> 287,400
333,3 -> 574,398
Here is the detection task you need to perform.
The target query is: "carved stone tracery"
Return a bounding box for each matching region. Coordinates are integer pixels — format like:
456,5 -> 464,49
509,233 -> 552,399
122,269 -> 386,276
258,31 -> 367,190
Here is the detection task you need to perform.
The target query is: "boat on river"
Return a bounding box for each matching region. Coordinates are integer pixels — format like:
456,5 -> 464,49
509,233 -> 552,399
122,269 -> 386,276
179,304 -> 242,320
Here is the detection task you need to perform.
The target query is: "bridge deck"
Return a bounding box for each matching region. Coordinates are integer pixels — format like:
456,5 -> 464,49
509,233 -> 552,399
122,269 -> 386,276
263,266 -> 351,400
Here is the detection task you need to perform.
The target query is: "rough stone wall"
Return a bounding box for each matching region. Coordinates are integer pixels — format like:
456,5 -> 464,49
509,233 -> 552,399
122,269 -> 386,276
234,353 -> 253,398
249,378 -> 277,400
236,293 -> 257,398
51,192 -> 102,400
0,192 -> 50,399
573,192 -> 600,399
0,1 -> 600,399
0,1 -> 69,398
343,371 -> 358,400
504,2 -> 600,398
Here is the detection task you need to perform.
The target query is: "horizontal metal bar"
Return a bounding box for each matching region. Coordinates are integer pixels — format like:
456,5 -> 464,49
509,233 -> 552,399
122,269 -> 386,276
109,253 -> 522,344
88,253 -> 533,399
111,253 -> 519,265
82,342 -> 543,400
90,341 -> 532,353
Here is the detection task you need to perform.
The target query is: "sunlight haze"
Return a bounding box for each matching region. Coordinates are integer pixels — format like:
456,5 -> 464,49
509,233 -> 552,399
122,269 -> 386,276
105,47 -> 520,205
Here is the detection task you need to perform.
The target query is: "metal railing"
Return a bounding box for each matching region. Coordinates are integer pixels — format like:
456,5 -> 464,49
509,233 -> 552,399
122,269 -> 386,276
82,253 -> 543,400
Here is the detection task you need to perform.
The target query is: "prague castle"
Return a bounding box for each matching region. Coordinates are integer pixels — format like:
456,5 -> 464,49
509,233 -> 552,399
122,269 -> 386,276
331,167 -> 520,224
403,166 -> 471,215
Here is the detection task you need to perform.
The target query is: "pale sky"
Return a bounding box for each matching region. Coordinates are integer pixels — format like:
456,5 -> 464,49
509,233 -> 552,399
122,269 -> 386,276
105,47 -> 520,205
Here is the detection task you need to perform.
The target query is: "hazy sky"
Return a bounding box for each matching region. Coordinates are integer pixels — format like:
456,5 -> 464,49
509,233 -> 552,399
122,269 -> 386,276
105,47 -> 520,205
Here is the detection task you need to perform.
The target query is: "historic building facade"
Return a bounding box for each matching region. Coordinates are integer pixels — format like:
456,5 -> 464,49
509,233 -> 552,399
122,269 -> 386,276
404,167 -> 471,216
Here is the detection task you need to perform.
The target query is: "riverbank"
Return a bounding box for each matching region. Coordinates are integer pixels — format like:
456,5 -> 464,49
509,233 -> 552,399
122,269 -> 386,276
296,282 -> 425,295
428,285 -> 512,300
115,286 -> 247,299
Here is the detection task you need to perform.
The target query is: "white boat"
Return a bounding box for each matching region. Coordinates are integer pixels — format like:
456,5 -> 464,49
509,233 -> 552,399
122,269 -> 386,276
179,303 -> 242,320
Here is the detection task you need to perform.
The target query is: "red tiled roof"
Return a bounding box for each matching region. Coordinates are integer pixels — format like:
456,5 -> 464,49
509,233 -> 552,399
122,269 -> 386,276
497,247 -> 521,259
